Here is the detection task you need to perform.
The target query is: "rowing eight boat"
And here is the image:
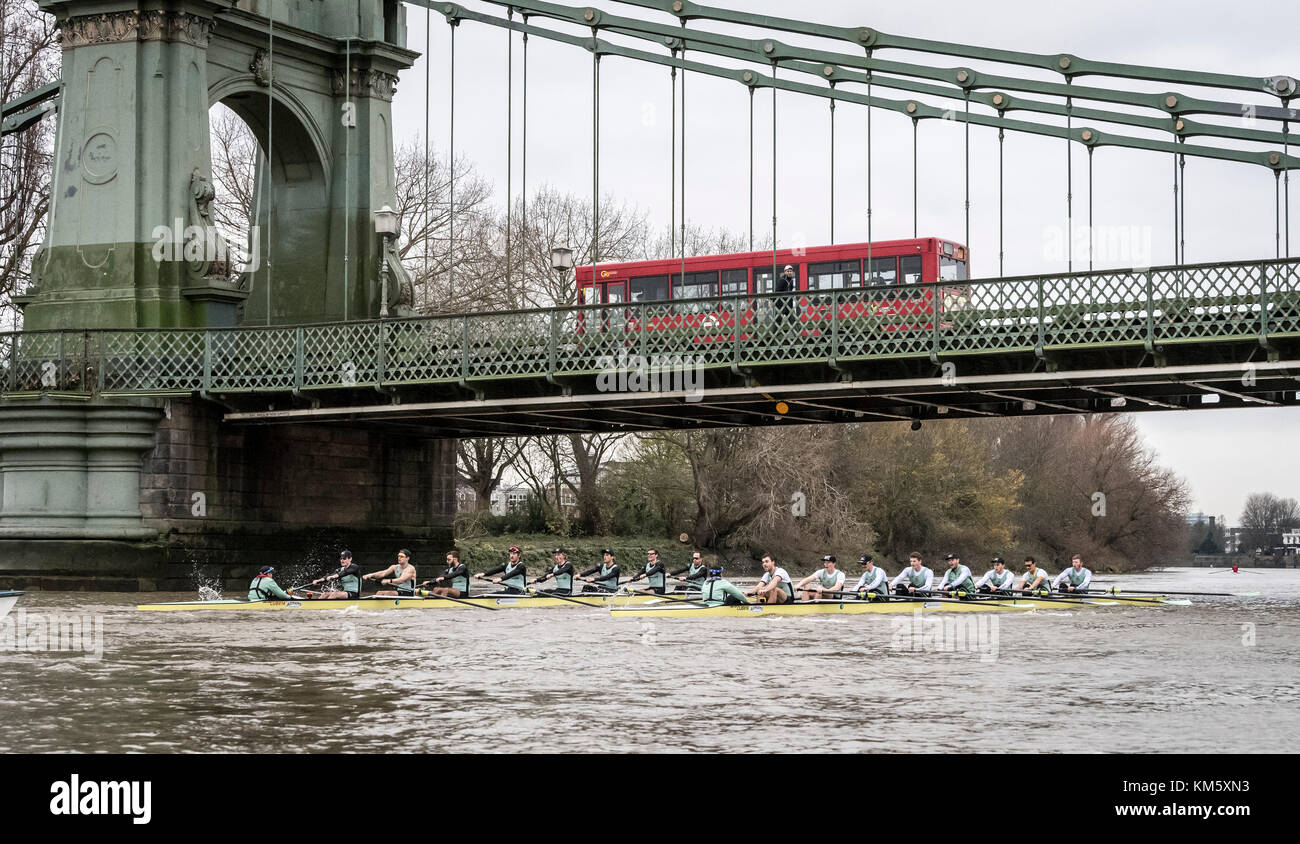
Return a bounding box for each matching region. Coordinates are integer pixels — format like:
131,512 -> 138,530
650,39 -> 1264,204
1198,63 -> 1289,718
136,591 -> 697,612
609,594 -> 1174,618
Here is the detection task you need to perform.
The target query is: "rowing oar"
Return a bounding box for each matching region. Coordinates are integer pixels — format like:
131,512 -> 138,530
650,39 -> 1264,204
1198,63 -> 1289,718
617,587 -> 702,604
1081,587 -> 1258,598
524,586 -> 599,607
414,589 -> 500,611
1000,588 -> 1171,605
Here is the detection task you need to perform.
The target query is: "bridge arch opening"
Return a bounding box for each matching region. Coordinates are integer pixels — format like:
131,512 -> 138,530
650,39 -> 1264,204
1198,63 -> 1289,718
209,85 -> 331,325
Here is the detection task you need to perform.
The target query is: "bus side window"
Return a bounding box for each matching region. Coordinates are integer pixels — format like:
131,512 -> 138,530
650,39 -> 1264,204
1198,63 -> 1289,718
583,286 -> 600,306
865,257 -> 897,301
630,275 -> 669,303
721,268 -> 748,296
939,256 -> 968,281
753,266 -> 776,295
808,260 -> 861,292
900,255 -> 923,297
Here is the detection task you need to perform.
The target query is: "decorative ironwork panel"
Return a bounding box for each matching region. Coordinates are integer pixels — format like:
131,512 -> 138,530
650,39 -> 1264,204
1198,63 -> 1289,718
100,330 -> 204,392
554,305 -> 636,375
1040,271 -> 1148,348
638,297 -> 746,370
383,317 -> 463,384
301,322 -> 381,389
825,287 -> 935,361
1153,263 -> 1260,342
1265,262 -> 1300,338
464,310 -> 552,379
942,277 -> 1038,354
9,331 -> 92,392
208,327 -> 295,391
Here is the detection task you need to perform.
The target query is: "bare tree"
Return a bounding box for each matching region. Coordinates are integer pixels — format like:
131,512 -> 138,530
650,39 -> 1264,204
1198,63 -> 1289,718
391,138 -> 499,313
456,437 -> 524,513
1240,492 -> 1300,550
1,1 -> 58,323
510,185 -> 654,309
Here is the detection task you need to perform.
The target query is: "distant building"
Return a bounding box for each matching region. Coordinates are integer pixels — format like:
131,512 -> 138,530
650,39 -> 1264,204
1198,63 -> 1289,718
1186,511 -> 1213,525
457,480 -> 578,515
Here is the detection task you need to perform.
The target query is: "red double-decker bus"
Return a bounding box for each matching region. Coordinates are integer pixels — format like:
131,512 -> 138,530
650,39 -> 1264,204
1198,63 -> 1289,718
575,237 -> 969,339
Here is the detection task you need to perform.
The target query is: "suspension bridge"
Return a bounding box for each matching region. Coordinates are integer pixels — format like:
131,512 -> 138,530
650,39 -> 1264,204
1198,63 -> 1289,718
0,0 -> 1296,584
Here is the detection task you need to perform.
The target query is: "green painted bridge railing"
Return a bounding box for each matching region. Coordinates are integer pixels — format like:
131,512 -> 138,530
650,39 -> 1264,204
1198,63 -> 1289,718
3,257 -> 1298,399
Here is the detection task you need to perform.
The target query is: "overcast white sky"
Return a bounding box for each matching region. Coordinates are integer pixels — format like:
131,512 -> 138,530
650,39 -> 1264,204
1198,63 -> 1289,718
384,0 -> 1299,522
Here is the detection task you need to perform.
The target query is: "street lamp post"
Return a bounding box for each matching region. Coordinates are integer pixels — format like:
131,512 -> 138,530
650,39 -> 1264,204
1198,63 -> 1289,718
551,245 -> 574,293
373,205 -> 400,318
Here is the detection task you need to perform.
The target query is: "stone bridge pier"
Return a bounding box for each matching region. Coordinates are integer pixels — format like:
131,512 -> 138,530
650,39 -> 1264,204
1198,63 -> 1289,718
0,398 -> 457,590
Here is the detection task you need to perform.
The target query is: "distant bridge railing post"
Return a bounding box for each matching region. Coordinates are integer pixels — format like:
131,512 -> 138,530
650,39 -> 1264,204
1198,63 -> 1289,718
6,332 -> 15,392
1259,262 -> 1270,350
377,321 -> 388,386
1035,276 -> 1046,358
1143,270 -> 1156,352
460,316 -> 470,383
202,330 -> 213,393
293,327 -> 304,392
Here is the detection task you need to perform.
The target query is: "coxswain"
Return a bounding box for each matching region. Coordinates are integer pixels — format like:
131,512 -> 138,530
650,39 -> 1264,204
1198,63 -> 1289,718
248,565 -> 295,601
531,548 -> 576,595
1019,556 -> 1050,595
364,549 -> 418,597
421,550 -> 470,598
852,555 -> 889,600
579,549 -> 621,593
890,552 -> 934,596
746,554 -> 795,604
796,555 -> 845,601
698,561 -> 750,607
975,556 -> 1015,596
668,551 -> 709,592
934,553 -> 976,598
626,548 -> 668,594
476,544 -> 527,594
1053,554 -> 1093,593
310,550 -> 362,599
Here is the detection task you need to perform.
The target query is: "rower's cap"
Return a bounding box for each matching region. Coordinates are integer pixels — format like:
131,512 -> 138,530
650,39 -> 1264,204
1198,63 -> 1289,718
339,550 -> 353,560
509,545 -> 522,553
783,264 -> 794,271
991,555 -> 1006,565
945,553 -> 959,560
821,554 -> 836,563
259,565 -> 274,575
550,547 -> 563,555
602,548 -> 614,556
859,554 -> 873,564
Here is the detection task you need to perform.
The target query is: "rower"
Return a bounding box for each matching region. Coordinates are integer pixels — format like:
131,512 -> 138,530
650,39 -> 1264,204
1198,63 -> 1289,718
698,561 -> 750,607
422,550 -> 470,598
1019,556 -> 1050,596
852,554 -> 889,601
531,548 -> 576,595
746,554 -> 795,604
796,555 -> 845,601
1053,554 -> 1093,593
975,556 -> 1015,596
934,553 -> 976,599
626,548 -> 668,594
579,549 -> 621,593
363,549 -> 418,597
668,550 -> 708,592
890,552 -> 934,596
310,550 -> 363,599
248,566 -> 294,602
476,544 -> 527,594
